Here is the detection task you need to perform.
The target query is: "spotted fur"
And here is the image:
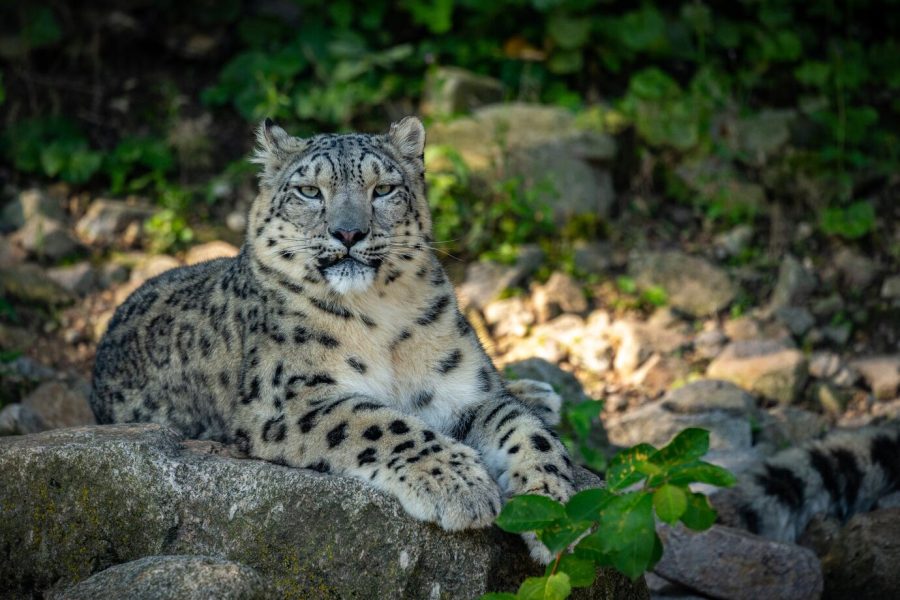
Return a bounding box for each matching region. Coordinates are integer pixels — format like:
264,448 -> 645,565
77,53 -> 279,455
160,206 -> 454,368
712,422 -> 900,542
90,117 -> 574,561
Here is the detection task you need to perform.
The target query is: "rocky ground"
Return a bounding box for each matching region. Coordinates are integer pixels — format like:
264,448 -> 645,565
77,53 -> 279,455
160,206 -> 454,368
1,98 -> 899,599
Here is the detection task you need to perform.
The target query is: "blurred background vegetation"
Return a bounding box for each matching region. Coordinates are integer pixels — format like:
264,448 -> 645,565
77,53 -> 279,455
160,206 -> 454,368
0,0 -> 898,261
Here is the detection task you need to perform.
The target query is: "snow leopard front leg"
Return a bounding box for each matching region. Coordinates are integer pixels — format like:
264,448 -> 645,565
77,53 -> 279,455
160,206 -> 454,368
235,391 -> 502,532
455,388 -> 577,563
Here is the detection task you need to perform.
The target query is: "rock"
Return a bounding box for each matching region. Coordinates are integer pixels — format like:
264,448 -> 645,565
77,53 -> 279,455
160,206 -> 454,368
1,188 -> 66,231
881,275 -> 900,300
605,381 -> 754,452
569,311 -> 614,375
850,355 -> 900,400
694,329 -> 728,359
531,271 -> 588,323
19,381 -> 95,433
661,379 -> 756,415
0,264 -> 76,306
0,235 -> 26,267
833,247 -> 877,289
184,241 -> 240,265
707,340 -> 808,405
52,555 -> 272,600
628,251 -> 736,317
573,241 -> 613,275
758,406 -> 828,446
457,245 -> 543,309
774,306 -> 815,337
505,314 -> 586,364
429,104 -> 617,222
714,224 -> 754,259
654,524 -> 822,600
503,358 -> 592,406
11,216 -> 81,261
769,255 -> 816,312
811,293 -> 844,318
809,352 -> 842,379
608,319 -> 687,377
75,198 -> 156,246
820,323 -> 853,346
422,67 -> 504,116
483,296 -> 534,339
821,508 -> 900,600
727,109 -> 797,166
0,404 -> 23,435
723,316 -> 762,341
812,382 -> 849,417
46,262 -> 99,296
0,425 -> 646,600
674,158 -> 767,221
225,210 -> 247,233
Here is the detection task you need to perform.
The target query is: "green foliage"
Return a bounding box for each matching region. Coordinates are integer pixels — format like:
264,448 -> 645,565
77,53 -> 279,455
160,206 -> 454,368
144,209 -> 194,254
482,428 -> 734,598
105,137 -> 175,195
2,118 -> 102,184
559,400 -> 606,472
819,200 -> 876,240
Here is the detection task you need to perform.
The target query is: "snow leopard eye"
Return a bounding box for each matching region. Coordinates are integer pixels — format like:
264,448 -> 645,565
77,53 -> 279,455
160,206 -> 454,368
373,184 -> 395,197
297,185 -> 321,199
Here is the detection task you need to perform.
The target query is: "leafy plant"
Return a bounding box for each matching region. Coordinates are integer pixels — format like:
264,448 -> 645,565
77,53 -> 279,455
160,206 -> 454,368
482,428 -> 734,599
819,200 -> 876,240
1,118 -> 102,184
559,400 -> 607,472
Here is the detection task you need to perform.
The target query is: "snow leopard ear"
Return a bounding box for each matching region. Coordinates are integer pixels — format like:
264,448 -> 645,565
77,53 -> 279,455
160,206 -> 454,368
252,119 -> 306,184
388,116 -> 426,160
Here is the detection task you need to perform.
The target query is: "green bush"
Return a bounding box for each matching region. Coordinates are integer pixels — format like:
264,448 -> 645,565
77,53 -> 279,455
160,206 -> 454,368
483,428 -> 734,598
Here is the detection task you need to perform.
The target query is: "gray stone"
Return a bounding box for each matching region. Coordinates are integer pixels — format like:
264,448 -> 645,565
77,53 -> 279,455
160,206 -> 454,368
12,217 -> 81,261
727,109 -> 797,166
811,293 -> 844,318
608,319 -> 688,377
881,275 -> 900,300
714,224 -> 754,259
503,358 -> 592,406
52,555 -> 271,600
457,245 -> 543,309
774,306 -> 815,337
46,262 -> 99,296
532,271 -> 588,323
674,158 -> 767,219
483,296 -> 534,339
758,406 -> 828,447
429,104 -> 617,222
661,380 -> 756,415
833,247 -> 877,289
821,508 -> 900,600
694,329 -> 727,359
573,241 -> 613,275
850,355 -> 900,400
654,524 -> 822,600
1,188 -> 66,231
628,251 -> 736,317
0,425 -> 646,600
707,340 -> 808,405
19,381 -> 96,433
74,198 -> 156,246
605,398 -> 753,452
422,67 -> 504,116
769,255 -> 817,312
0,264 -> 76,306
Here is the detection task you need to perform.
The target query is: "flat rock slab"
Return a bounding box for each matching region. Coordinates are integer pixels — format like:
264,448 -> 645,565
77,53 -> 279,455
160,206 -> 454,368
50,555 -> 271,600
0,424 -> 647,600
707,339 -> 808,405
654,524 -> 823,600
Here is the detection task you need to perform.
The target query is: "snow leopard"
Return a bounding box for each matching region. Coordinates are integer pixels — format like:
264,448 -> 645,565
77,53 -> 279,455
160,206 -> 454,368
712,421 -> 900,542
90,117 -> 575,562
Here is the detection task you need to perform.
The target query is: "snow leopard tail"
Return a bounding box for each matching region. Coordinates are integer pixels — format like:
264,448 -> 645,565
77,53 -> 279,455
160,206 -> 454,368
711,421 -> 900,543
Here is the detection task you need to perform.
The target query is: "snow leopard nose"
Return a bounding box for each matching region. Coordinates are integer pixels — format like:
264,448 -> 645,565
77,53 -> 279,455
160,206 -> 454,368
330,228 -> 368,249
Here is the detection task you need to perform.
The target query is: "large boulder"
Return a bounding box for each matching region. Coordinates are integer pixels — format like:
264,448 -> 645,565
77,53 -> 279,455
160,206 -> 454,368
74,198 -> 156,247
627,251 -> 736,317
0,424 -> 647,600
51,555 -> 272,600
707,339 -> 808,405
421,66 -> 504,116
654,524 -> 823,600
429,103 -> 617,222
821,508 -> 900,600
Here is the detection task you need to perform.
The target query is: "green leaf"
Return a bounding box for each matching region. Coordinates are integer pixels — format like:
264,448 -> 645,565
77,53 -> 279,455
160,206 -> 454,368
565,488 -> 613,522
653,484 -> 688,524
537,518 -> 592,555
518,573 -> 571,600
479,594 -> 517,600
680,492 -> 718,530
548,14 -> 591,50
556,554 -> 596,588
606,444 -> 656,491
565,401 -> 601,440
496,495 -> 566,533
651,428 -> 710,467
665,460 -> 736,488
596,492 -> 657,580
